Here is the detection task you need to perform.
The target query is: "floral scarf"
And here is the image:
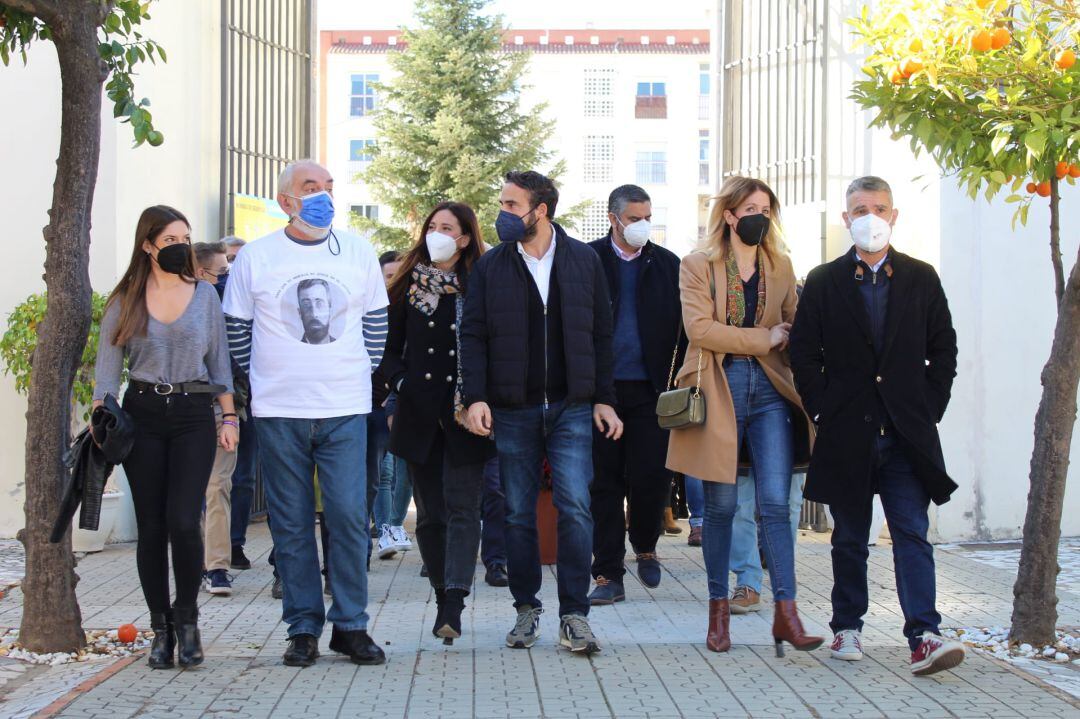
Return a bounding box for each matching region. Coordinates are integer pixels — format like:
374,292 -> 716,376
725,250 -> 766,327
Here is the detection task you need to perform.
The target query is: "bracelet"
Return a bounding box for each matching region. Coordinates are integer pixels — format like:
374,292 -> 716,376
221,420 -> 239,429
221,413 -> 238,419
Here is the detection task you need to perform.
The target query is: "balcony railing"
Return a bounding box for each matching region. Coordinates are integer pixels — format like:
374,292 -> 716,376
634,95 -> 667,119
699,95 -> 711,120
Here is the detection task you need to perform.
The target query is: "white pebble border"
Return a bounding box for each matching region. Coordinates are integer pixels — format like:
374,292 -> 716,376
0,627 -> 150,666
944,626 -> 1080,666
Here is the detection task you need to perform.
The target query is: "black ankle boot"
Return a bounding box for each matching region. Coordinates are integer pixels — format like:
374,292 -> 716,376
148,611 -> 176,669
435,589 -> 466,641
173,606 -> 204,667
431,588 -> 446,638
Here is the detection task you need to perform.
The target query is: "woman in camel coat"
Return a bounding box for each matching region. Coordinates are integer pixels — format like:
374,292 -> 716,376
667,176 -> 819,656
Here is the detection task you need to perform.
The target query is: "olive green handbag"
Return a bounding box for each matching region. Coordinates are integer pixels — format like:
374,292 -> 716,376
655,263 -> 715,430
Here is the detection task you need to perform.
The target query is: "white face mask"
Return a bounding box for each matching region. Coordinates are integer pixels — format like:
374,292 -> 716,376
849,213 -> 892,254
618,218 -> 651,248
425,231 -> 459,263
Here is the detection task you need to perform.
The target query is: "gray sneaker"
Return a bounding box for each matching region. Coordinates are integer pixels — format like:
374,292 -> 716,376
559,614 -> 600,654
506,606 -> 542,648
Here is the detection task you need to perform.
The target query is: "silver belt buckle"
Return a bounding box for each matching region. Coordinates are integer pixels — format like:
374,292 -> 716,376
153,382 -> 174,395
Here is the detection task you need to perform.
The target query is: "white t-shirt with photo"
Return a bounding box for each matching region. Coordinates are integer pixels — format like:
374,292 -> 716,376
223,227 -> 388,419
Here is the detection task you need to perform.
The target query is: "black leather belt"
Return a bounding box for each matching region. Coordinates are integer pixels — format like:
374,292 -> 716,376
130,380 -> 227,396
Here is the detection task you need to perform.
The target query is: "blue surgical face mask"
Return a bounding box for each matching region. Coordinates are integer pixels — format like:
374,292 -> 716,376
288,190 -> 335,233
495,208 -> 539,244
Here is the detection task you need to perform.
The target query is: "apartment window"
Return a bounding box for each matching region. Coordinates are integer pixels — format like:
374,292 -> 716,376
584,68 -> 614,118
635,149 -> 667,185
699,63 -> 711,120
699,130 -> 710,186
651,206 -> 668,246
583,135 -> 614,183
635,81 -> 667,119
350,74 -> 378,116
580,202 -> 611,242
350,204 -> 379,221
349,139 -> 376,178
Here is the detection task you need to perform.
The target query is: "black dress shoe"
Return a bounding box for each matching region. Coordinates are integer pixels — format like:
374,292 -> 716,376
148,611 -> 175,669
329,626 -> 386,665
230,545 -> 252,570
485,564 -> 509,587
173,606 -> 204,667
283,634 -> 319,667
435,590 -> 465,642
271,576 -> 283,599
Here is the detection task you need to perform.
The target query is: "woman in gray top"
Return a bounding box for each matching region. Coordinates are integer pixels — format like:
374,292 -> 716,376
93,205 -> 236,670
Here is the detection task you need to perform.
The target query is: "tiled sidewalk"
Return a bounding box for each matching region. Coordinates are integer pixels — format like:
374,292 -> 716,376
0,523 -> 1076,718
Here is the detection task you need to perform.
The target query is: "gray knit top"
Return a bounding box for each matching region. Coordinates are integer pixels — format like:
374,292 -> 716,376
93,281 -> 234,400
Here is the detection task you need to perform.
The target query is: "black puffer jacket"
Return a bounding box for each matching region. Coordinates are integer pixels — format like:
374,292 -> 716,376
461,223 -> 616,408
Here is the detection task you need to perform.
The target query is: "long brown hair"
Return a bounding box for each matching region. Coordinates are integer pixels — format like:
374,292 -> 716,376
703,176 -> 784,266
106,205 -> 196,346
387,202 -> 486,306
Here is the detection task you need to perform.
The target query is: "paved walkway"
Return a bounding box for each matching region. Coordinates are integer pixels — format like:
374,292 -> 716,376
0,523 -> 1077,718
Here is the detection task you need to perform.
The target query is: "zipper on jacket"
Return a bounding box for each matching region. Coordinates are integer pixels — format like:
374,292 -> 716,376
543,303 -> 549,410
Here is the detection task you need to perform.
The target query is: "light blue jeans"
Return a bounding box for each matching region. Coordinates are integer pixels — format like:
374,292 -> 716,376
729,471 -> 805,593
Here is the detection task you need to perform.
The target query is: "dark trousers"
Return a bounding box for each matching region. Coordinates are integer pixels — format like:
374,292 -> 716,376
229,412 -> 259,548
365,407 -> 390,564
480,457 -> 507,569
122,389 -> 217,614
829,433 -> 942,651
409,428 -> 485,594
590,381 -> 669,580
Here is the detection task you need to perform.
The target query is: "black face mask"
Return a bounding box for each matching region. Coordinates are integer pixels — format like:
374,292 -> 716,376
154,243 -> 190,275
213,272 -> 227,299
734,213 -> 770,247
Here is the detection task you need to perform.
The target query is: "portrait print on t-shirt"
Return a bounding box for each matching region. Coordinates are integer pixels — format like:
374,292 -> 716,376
277,273 -> 349,345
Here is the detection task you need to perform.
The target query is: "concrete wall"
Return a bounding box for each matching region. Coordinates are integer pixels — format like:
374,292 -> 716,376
0,0 -> 221,539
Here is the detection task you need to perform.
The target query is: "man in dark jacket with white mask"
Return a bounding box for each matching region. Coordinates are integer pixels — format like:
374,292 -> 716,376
789,175 -> 964,677
462,170 -> 622,656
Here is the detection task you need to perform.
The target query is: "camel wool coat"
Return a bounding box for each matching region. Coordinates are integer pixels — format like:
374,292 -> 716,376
666,250 -> 814,484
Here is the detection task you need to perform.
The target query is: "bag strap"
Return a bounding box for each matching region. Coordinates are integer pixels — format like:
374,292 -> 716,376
668,259 -> 718,394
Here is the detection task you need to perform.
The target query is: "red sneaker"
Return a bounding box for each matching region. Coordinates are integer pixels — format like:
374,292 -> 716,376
910,632 -> 965,676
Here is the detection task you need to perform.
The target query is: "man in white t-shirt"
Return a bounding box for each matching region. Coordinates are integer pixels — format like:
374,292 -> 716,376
223,160 -> 389,668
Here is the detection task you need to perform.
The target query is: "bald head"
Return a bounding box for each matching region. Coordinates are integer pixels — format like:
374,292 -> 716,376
278,160 -> 332,197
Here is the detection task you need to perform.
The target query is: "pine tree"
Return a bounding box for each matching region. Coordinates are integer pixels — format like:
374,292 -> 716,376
359,0 -> 580,249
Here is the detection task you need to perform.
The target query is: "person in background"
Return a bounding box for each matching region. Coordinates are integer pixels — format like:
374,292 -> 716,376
224,159 -> 387,668
192,241 -> 238,597
371,249 -> 413,559
789,175 -> 964,676
586,184 -> 683,606
380,201 -> 494,642
480,457 -> 508,587
94,206 -> 237,669
224,236 -> 245,263
667,176 -> 820,656
461,170 -> 622,655
684,476 -> 704,547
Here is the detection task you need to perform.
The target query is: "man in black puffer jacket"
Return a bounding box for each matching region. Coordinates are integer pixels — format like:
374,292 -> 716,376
462,170 -> 623,656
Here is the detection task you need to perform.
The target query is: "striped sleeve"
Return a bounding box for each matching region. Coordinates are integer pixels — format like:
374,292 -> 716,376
362,306 -> 388,369
225,314 -> 254,373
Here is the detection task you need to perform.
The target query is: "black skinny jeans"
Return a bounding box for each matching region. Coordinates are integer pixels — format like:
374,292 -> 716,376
409,427 -> 484,595
122,389 -> 217,613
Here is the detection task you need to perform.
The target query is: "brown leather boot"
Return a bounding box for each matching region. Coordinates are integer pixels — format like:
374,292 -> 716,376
772,599 -> 823,657
663,508 -> 682,535
706,599 -> 731,652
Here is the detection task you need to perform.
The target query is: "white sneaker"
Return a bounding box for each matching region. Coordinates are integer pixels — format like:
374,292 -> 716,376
390,525 -> 412,551
377,525 -> 398,559
830,629 -> 864,661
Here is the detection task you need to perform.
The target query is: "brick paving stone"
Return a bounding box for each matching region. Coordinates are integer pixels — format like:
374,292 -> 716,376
0,523 -> 1075,718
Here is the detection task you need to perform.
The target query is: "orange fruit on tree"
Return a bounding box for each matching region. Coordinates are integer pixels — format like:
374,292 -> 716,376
990,28 -> 1010,50
890,67 -> 905,84
117,623 -> 138,643
1036,181 -> 1052,197
901,57 -> 924,77
971,30 -> 992,53
1070,165 -> 1080,178
1056,49 -> 1076,70
1026,182 -> 1037,193
976,0 -> 992,8
1056,161 -> 1070,179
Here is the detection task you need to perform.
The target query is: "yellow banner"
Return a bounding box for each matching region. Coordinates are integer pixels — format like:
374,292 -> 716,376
233,193 -> 288,241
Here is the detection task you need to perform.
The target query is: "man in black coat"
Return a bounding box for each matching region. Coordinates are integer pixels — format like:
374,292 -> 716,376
789,176 -> 965,677
586,184 -> 683,605
461,170 -> 623,655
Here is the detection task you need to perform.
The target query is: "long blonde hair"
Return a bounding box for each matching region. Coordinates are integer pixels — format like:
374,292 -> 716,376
702,176 -> 784,265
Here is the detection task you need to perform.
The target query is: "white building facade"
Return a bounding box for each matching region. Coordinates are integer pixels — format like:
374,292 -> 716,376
320,29 -> 712,256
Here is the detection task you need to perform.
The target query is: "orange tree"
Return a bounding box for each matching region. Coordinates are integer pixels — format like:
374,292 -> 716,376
0,0 -> 163,653
850,0 -> 1078,647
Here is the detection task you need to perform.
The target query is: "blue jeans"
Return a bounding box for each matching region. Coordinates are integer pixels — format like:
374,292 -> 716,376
492,401 -> 594,617
698,359 -> 796,601
830,433 -> 941,651
480,457 -> 507,569
255,414 -> 369,638
729,471 -> 805,592
230,412 -> 259,548
685,476 -> 704,528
